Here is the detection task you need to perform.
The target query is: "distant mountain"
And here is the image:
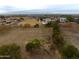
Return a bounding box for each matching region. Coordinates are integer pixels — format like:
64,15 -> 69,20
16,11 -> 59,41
2,4 -> 79,15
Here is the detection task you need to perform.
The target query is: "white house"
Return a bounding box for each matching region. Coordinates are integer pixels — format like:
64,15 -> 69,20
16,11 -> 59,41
41,18 -> 58,24
59,17 -> 67,23
42,18 -> 51,24
41,18 -> 56,24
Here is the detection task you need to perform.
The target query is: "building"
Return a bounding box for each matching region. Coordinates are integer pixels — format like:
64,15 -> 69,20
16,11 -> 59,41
59,17 -> 67,23
42,18 -> 51,24
40,18 -> 58,24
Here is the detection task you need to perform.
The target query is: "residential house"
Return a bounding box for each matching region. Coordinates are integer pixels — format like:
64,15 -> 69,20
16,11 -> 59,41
59,17 -> 67,23
73,18 -> 79,23
40,18 -> 58,24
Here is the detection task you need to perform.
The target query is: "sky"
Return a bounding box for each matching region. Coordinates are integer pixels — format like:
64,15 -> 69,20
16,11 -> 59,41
0,0 -> 79,13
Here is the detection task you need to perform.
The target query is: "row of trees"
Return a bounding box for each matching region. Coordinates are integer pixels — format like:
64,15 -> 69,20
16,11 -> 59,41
65,16 -> 79,23
52,21 -> 79,59
52,21 -> 64,49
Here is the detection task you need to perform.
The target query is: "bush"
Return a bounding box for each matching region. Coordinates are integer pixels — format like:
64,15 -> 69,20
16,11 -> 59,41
53,34 -> 64,48
26,42 -> 35,52
25,39 -> 41,52
34,24 -> 39,28
0,44 -> 21,59
52,21 -> 60,32
45,21 -> 53,27
67,16 -> 73,22
62,45 -> 79,59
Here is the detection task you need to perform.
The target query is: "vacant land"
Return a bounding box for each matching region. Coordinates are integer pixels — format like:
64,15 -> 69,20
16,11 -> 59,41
1,23 -> 79,59
0,28 -> 60,59
63,30 -> 79,49
61,23 -> 79,49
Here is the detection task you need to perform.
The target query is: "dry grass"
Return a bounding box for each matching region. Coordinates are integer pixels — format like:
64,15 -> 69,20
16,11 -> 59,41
0,28 -> 59,59
76,24 -> 79,31
18,19 -> 39,27
60,23 -> 72,29
0,25 -> 12,35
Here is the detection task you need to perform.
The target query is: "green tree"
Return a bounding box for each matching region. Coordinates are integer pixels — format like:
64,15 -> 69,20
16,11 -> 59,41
62,45 -> 79,59
67,16 -> 73,22
20,18 -> 24,20
52,21 -> 64,48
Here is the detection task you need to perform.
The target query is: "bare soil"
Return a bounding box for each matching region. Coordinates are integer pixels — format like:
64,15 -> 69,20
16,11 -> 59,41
0,28 -> 60,59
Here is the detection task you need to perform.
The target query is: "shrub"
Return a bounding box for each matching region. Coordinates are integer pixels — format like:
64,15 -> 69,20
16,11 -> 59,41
67,16 -> 73,22
34,24 -> 39,28
26,42 -> 35,52
0,44 -> 21,59
62,45 -> 79,59
53,34 -> 64,48
25,39 -> 41,52
45,21 -> 53,27
20,18 -> 24,21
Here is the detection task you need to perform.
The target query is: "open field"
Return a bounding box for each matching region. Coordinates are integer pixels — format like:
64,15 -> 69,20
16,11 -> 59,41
63,30 -> 79,49
0,28 -> 60,59
60,23 -> 79,49
0,28 -> 52,46
18,19 -> 40,27
0,23 -> 79,59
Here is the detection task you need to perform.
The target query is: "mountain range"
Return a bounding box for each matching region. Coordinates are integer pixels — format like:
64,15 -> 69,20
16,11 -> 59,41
1,4 -> 79,15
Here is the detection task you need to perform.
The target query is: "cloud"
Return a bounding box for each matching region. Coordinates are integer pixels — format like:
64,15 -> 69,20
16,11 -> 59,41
0,0 -> 79,13
0,0 -> 79,10
0,5 -> 28,13
0,6 -> 16,11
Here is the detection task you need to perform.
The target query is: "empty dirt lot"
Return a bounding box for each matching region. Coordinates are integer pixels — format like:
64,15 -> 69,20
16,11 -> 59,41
0,28 -> 53,46
63,30 -> 79,49
0,28 -> 60,59
1,26 -> 79,59
60,23 -> 79,49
